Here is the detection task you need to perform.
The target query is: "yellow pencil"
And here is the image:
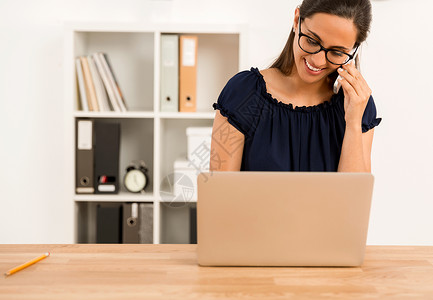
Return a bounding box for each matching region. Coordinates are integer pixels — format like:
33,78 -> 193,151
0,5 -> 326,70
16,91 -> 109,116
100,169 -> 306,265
4,252 -> 50,276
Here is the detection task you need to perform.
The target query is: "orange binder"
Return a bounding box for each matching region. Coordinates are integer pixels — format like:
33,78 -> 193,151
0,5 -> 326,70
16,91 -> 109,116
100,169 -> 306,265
179,35 -> 198,112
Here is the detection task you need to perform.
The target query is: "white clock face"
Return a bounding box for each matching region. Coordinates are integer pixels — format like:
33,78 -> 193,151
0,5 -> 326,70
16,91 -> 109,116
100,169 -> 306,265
125,169 -> 146,192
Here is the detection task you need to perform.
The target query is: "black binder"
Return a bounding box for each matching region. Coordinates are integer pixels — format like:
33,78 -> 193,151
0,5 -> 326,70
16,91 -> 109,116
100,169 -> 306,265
94,121 -> 120,194
96,204 -> 122,243
122,203 -> 140,243
75,119 -> 94,194
189,205 -> 197,244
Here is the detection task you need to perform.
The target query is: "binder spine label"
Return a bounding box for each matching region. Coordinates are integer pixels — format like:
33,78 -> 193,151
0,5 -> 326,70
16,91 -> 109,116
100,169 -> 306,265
78,121 -> 93,150
131,203 -> 138,218
182,38 -> 197,67
98,185 -> 116,192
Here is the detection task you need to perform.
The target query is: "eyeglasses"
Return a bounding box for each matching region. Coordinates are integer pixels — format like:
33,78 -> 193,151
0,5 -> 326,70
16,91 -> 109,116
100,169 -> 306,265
297,16 -> 358,65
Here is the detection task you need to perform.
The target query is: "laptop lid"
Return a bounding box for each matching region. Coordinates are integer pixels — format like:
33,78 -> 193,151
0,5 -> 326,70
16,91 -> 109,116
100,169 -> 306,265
197,172 -> 374,267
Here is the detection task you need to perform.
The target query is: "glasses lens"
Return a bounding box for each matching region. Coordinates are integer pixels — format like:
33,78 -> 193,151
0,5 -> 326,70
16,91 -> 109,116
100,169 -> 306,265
299,35 -> 321,54
326,50 -> 351,65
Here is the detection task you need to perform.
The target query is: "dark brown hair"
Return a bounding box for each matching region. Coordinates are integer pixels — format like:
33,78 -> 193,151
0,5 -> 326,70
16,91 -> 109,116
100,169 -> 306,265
270,0 -> 372,83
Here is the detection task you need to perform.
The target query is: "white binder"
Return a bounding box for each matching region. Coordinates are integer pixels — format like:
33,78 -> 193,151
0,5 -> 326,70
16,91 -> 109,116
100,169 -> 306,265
160,34 -> 179,112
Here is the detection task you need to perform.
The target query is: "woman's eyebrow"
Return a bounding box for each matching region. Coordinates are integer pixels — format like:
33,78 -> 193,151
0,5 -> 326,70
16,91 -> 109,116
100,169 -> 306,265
307,29 -> 350,51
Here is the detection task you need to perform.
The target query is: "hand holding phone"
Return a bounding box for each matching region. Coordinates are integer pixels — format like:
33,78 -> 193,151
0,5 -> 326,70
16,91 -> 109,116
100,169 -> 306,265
333,49 -> 359,94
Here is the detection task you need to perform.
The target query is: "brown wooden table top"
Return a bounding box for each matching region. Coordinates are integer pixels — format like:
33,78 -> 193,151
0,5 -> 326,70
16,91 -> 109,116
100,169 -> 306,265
1,244 -> 433,299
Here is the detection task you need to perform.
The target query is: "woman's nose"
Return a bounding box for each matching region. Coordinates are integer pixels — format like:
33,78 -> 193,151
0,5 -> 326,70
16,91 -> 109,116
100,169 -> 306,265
310,50 -> 327,68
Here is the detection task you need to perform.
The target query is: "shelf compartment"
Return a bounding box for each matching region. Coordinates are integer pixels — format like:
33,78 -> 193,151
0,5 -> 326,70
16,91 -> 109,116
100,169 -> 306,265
74,117 -> 154,196
76,201 -> 154,243
73,31 -> 155,112
159,202 -> 196,244
158,119 -> 213,196
157,32 -> 239,113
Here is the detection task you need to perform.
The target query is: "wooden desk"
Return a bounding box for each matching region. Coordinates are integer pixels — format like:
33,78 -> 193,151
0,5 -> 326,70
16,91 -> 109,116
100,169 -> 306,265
1,245 -> 432,299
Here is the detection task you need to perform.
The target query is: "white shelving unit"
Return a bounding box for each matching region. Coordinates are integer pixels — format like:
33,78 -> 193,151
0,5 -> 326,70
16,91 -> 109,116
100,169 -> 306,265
64,22 -> 247,244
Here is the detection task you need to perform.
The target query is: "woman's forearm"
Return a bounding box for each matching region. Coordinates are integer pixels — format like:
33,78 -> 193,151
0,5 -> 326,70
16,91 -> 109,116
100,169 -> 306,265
337,125 -> 369,172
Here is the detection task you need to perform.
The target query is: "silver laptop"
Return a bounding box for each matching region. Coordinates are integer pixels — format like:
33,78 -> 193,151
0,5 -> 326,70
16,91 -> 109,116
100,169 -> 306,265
197,172 -> 374,267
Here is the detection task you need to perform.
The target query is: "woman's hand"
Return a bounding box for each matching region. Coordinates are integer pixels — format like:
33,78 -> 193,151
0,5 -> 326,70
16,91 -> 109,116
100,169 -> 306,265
337,61 -> 372,130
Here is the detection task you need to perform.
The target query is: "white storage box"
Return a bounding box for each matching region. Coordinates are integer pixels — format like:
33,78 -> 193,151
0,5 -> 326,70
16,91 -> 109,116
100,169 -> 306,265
173,158 -> 201,202
186,127 -> 212,169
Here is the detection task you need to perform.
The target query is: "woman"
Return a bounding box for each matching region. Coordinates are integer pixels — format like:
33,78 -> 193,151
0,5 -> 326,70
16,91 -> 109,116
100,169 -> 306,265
210,0 -> 381,172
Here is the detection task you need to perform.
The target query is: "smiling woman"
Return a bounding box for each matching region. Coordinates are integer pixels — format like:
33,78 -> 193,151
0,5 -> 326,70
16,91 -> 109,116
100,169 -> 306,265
210,0 -> 382,172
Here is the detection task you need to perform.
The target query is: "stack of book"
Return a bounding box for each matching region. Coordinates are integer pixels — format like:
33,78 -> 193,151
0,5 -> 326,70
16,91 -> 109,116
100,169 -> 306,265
75,52 -> 127,112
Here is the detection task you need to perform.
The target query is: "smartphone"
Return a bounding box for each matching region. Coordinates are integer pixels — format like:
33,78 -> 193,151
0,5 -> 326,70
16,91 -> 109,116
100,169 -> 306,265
333,49 -> 359,94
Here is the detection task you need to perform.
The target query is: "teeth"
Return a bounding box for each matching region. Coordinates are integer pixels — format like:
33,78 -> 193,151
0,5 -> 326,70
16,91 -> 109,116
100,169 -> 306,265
305,59 -> 322,72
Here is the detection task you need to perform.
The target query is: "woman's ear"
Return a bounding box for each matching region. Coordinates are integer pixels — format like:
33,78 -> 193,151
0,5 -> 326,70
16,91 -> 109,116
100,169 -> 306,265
293,6 -> 300,32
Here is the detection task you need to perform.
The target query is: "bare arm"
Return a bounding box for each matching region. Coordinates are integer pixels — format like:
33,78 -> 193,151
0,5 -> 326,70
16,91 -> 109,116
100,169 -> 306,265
336,57 -> 376,173
337,126 -> 374,173
209,110 -> 245,171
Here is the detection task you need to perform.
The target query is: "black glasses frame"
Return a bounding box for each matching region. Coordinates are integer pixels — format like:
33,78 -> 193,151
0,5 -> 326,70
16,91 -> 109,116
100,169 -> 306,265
297,16 -> 358,65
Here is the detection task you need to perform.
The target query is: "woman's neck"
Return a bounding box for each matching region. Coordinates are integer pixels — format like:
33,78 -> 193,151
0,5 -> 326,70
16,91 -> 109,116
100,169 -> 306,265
286,67 -> 333,102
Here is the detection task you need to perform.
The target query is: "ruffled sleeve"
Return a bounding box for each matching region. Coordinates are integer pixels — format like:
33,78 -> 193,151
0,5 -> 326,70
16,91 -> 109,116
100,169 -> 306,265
212,69 -> 264,138
362,95 -> 382,133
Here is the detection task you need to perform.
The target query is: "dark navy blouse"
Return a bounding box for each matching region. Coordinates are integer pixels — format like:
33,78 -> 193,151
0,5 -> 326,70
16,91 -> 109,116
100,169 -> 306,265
212,67 -> 382,172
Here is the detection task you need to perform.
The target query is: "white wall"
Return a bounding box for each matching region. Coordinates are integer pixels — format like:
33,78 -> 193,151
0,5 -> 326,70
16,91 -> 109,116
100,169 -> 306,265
0,0 -> 432,244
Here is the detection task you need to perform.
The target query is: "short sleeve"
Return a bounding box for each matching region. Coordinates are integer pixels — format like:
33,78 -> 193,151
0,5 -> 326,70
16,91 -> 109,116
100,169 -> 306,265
212,69 -> 263,137
361,95 -> 382,133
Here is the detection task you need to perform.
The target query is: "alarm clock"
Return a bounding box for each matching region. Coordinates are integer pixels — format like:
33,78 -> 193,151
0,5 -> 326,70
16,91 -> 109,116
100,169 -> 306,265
124,160 -> 149,193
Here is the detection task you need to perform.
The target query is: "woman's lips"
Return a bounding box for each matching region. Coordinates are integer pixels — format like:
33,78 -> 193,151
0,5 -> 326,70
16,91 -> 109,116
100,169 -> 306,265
304,58 -> 325,75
